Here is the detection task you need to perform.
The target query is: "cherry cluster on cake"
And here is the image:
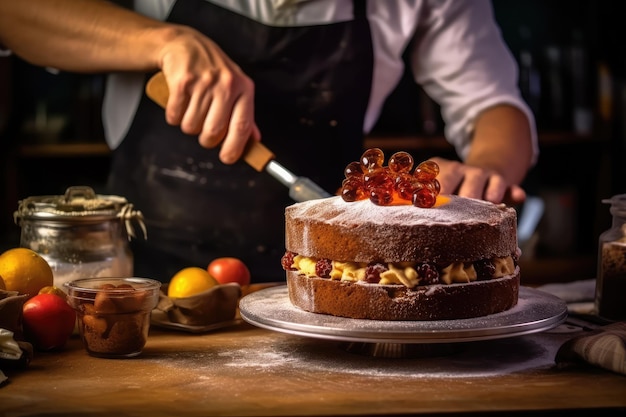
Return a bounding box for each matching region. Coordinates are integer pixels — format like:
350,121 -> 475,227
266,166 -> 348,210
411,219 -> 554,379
340,148 -> 440,208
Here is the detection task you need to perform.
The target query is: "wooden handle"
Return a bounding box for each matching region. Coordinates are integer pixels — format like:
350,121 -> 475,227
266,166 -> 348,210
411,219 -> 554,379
145,71 -> 170,108
145,72 -> 274,172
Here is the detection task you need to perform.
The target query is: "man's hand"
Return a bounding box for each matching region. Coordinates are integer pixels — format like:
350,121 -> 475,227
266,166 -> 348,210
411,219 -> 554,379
430,157 -> 526,205
157,26 -> 261,165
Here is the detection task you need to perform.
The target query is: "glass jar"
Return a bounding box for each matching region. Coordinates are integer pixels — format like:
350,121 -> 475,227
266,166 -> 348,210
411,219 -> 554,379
13,186 -> 147,290
595,193 -> 626,320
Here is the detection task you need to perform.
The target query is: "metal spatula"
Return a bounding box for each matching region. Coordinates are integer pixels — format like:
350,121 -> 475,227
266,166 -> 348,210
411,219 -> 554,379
145,72 -> 332,202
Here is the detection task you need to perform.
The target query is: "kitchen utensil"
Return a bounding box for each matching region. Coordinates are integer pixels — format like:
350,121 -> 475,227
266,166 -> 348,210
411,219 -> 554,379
145,72 -> 332,202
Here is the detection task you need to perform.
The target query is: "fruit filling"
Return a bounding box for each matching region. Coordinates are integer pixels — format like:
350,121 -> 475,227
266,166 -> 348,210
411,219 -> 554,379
281,251 -> 516,289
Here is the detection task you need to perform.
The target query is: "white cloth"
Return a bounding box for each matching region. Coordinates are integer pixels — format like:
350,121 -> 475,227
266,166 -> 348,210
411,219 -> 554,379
0,328 -> 23,361
103,0 -> 538,164
536,279 -> 596,315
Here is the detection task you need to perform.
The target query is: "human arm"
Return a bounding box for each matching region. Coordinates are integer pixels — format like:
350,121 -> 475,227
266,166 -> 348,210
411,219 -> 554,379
0,0 -> 259,163
432,104 -> 533,205
409,0 -> 537,204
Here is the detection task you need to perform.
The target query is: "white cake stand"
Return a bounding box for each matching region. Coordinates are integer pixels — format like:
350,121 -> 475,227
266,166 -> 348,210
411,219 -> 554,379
239,285 -> 567,357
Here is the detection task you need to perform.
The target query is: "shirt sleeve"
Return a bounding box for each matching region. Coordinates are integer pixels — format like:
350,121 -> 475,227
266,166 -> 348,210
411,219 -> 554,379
408,0 -> 538,164
103,0 -> 175,150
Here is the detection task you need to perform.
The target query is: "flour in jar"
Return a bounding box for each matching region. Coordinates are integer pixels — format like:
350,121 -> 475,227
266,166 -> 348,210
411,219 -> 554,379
46,256 -> 133,291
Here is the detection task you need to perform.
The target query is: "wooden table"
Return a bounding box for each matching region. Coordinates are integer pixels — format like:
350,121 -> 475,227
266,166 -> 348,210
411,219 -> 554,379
1,307 -> 625,416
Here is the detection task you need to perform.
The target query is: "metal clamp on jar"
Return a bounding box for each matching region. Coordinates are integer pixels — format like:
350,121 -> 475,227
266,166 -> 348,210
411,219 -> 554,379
13,186 -> 147,290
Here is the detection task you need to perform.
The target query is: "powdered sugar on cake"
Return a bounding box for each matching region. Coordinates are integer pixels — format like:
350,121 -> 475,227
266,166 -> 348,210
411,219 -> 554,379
288,195 -> 510,227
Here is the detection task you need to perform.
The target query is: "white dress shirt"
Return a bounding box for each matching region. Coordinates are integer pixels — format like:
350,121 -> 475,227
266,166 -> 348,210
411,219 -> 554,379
103,0 -> 538,163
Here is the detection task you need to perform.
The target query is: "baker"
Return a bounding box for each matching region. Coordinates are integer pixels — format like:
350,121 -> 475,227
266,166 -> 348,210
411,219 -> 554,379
0,0 -> 536,282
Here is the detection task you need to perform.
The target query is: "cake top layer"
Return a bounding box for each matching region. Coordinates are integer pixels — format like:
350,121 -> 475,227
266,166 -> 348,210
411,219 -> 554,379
286,195 -> 514,227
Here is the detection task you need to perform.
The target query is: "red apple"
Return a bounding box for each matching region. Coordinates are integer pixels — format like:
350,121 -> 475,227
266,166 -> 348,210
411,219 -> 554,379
207,257 -> 251,286
22,293 -> 76,351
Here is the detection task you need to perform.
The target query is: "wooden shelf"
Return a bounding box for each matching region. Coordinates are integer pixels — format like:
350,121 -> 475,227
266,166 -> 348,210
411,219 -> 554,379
535,131 -> 607,145
364,134 -> 453,152
519,255 -> 597,286
15,130 -> 603,159
365,131 -> 605,152
18,142 -> 110,158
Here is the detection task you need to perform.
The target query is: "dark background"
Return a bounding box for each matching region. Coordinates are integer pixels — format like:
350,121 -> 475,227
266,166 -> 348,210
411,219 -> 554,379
1,0 -> 624,282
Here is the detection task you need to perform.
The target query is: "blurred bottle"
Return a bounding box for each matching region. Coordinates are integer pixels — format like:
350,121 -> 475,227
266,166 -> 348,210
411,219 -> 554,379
568,30 -> 593,135
595,194 -> 626,321
518,26 -> 541,121
541,45 -> 567,130
417,87 -> 439,136
596,61 -> 613,127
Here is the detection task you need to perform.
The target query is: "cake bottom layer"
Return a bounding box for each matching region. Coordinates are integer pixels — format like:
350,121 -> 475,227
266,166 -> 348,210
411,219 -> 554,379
286,268 -> 520,321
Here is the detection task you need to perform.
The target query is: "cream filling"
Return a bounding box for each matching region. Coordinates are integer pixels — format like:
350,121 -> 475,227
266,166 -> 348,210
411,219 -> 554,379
291,255 -> 515,289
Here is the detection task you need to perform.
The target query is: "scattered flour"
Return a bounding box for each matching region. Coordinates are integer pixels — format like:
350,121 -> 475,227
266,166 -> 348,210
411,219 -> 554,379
147,328 -> 571,380
146,287 -> 571,380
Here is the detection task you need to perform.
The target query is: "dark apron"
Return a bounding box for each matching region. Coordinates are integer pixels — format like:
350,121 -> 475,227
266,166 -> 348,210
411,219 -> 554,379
107,0 -> 373,282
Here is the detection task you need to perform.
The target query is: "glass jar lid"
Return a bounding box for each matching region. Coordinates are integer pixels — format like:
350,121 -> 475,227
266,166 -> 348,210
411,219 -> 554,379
603,194 -> 626,217
14,186 -> 147,239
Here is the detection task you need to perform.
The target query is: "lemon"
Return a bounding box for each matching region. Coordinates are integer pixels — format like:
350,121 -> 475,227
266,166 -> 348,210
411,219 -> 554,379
168,267 -> 218,298
0,248 -> 54,298
0,274 -> 5,291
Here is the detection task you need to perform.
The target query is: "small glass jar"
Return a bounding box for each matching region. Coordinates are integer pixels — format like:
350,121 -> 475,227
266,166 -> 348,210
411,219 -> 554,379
595,194 -> 626,320
64,277 -> 161,358
13,186 -> 147,290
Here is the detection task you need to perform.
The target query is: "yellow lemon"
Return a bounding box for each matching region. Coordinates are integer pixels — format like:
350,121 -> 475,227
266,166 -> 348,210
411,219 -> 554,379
0,248 -> 54,298
168,267 -> 218,298
0,274 -> 5,291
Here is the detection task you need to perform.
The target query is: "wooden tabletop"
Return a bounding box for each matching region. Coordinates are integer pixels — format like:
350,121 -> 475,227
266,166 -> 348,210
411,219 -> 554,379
1,309 -> 625,417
